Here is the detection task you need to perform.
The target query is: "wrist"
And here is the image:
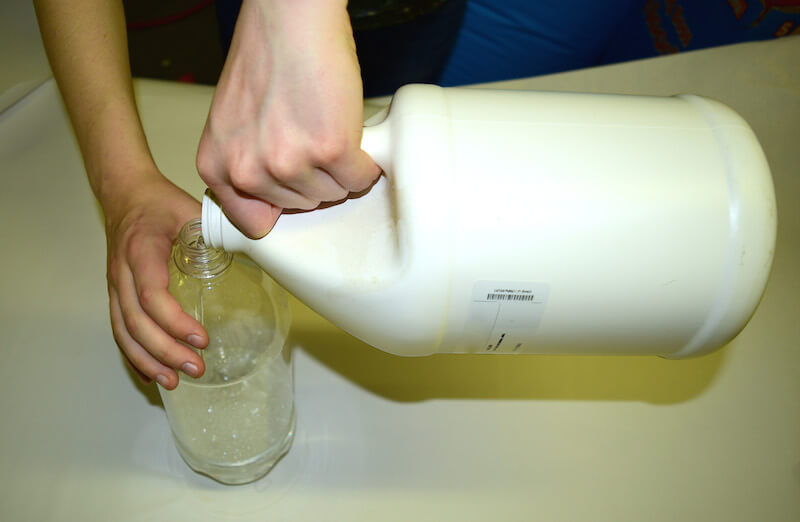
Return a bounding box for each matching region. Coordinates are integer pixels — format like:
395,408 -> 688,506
80,99 -> 159,204
98,169 -> 171,227
252,0 -> 350,34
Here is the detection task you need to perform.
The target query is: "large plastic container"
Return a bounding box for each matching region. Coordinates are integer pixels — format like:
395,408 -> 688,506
203,84 -> 776,358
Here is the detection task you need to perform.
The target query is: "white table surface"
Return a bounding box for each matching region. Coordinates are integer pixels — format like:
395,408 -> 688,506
1,29 -> 799,521
0,0 -> 51,114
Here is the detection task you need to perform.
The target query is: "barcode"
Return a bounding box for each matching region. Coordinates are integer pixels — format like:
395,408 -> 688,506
486,293 -> 535,302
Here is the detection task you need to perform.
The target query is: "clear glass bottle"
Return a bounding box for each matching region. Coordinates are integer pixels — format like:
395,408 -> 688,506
159,218 -> 293,485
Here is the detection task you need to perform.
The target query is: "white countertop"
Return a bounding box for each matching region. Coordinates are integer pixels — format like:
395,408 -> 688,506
1,27 -> 799,521
0,1 -> 50,113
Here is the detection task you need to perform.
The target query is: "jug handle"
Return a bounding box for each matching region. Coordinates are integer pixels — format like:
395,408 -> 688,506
360,110 -> 392,174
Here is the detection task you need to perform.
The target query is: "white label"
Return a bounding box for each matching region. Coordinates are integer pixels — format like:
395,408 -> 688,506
463,281 -> 549,353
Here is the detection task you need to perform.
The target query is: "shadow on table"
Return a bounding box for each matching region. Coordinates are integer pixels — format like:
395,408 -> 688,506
293,326 -> 728,405
127,366 -> 165,407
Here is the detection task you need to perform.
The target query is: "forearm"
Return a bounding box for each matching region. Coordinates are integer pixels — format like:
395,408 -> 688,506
35,1 -> 212,389
33,0 -> 159,212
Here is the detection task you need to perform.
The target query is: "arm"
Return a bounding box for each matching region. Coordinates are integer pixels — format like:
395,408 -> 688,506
34,0 -> 207,389
197,0 -> 381,238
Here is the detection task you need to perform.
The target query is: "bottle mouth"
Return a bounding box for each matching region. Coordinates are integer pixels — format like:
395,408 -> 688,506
174,218 -> 233,278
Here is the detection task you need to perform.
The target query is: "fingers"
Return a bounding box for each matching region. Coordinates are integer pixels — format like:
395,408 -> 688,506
198,128 -> 379,238
323,147 -> 382,194
212,184 -> 283,239
270,133 -> 380,197
109,285 -> 178,389
127,235 -> 208,349
108,257 -> 206,389
267,135 -> 377,197
115,333 -> 152,385
278,167 -> 349,203
117,269 -> 205,381
224,153 -> 323,211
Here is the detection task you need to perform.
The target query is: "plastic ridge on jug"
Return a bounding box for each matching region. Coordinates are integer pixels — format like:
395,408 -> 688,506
202,84 -> 777,358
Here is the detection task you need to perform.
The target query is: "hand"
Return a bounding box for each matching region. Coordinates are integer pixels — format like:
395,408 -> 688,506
104,174 -> 208,389
34,0 -> 208,389
196,0 -> 381,238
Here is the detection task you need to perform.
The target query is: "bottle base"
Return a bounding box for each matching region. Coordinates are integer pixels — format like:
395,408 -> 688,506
172,412 -> 296,485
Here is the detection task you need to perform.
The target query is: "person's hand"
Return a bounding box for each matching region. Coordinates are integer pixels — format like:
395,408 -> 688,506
104,174 -> 208,389
34,0 -> 209,389
196,0 -> 381,238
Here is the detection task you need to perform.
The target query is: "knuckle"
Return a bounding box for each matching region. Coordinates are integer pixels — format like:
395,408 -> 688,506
154,344 -> 182,370
196,144 -> 214,182
228,164 -> 262,194
107,251 -> 120,269
106,264 -> 119,287
123,226 -> 147,254
123,313 -> 141,339
313,135 -> 348,166
124,237 -> 141,259
138,362 -> 164,383
268,153 -> 304,185
137,286 -> 158,310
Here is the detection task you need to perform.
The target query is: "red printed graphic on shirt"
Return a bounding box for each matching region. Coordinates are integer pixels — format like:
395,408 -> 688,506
643,0 -> 679,54
754,0 -> 800,26
727,0 -> 749,20
774,20 -> 795,35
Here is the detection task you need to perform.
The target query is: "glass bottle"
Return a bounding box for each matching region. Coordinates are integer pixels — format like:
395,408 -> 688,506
158,218 -> 293,485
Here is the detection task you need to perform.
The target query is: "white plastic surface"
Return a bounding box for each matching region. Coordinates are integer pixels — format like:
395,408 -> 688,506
0,0 -> 51,112
203,85 -> 776,358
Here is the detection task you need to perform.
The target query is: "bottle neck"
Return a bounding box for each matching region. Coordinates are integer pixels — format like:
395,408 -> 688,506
174,218 -> 233,278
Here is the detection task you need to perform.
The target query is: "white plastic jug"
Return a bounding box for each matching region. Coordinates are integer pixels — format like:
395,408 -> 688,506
202,84 -> 776,358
